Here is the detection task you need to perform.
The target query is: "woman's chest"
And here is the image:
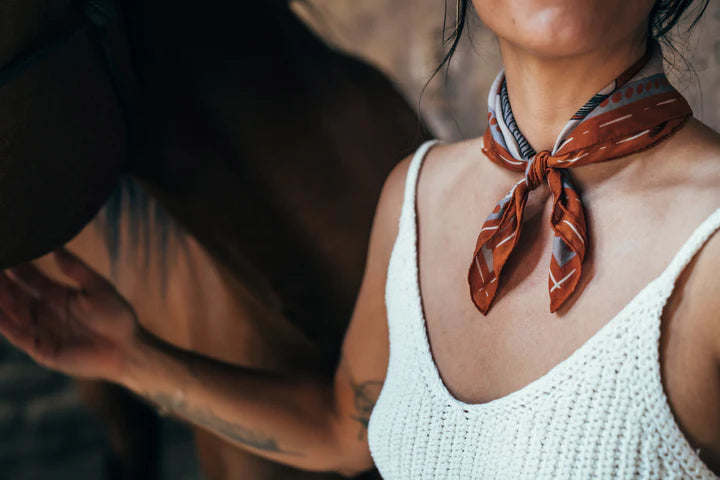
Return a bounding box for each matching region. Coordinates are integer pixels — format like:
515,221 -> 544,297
415,190 -> 720,469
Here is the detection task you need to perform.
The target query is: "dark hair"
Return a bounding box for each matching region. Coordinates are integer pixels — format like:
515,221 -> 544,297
436,0 -> 711,75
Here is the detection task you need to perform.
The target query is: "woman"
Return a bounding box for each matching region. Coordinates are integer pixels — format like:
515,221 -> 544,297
0,0 -> 718,478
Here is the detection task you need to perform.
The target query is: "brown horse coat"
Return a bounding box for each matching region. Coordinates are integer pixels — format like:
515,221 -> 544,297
3,1 -> 428,478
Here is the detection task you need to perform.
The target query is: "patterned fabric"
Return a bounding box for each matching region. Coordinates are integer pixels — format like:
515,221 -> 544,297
469,42 -> 693,314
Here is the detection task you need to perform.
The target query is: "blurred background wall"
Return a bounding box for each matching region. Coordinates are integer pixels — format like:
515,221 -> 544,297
295,0 -> 720,137
0,1 -> 718,479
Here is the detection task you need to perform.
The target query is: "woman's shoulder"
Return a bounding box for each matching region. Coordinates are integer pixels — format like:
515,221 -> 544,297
413,136 -> 517,216
640,118 -> 720,210
418,136 -> 489,177
671,118 -> 720,182
371,136 -> 502,243
658,118 -> 720,357
382,136 -> 498,204
366,139 -> 487,265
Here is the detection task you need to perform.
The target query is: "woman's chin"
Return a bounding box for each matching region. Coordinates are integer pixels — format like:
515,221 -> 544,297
505,35 -> 592,59
474,0 -> 655,59
497,23 -> 646,61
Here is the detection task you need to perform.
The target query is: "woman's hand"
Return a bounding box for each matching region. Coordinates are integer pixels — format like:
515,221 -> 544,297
0,248 -> 139,381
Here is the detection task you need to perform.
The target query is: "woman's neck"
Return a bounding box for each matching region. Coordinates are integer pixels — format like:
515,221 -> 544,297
499,33 -> 648,153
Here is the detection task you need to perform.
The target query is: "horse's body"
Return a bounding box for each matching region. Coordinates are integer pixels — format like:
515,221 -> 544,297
3,1 -> 426,478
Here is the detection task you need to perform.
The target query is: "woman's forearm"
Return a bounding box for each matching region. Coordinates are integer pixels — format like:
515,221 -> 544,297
119,331 -> 355,474
0,222 -> 383,476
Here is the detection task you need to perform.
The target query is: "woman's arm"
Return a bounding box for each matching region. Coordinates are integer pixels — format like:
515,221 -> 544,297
120,330 -> 359,474
0,157 -> 411,476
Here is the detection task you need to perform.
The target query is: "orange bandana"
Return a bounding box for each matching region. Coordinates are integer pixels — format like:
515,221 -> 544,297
469,42 -> 692,314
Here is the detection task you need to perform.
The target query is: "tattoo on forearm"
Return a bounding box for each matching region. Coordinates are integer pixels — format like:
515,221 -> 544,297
148,392 -> 301,456
349,378 -> 383,440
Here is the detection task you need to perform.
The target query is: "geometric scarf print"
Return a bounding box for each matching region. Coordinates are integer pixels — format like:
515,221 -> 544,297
469,41 -> 693,314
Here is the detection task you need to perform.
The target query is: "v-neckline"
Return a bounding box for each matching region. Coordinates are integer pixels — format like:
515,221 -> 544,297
411,231 -> 662,414
402,195 -> 720,477
406,143 -> 698,415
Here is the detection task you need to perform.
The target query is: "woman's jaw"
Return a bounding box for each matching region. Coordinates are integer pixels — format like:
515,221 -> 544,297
472,0 -> 655,153
472,0 -> 655,58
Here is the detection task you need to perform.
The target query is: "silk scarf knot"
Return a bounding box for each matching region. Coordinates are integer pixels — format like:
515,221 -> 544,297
525,150 -> 551,190
468,40 -> 693,315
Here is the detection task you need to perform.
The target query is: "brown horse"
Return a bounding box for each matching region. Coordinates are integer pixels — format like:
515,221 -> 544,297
1,0 -> 427,478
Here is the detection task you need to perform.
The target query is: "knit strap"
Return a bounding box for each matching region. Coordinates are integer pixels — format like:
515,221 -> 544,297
398,140 -> 441,230
655,207 -> 720,301
386,139 -> 440,351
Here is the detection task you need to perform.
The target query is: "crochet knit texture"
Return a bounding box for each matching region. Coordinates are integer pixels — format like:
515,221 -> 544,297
367,140 -> 720,479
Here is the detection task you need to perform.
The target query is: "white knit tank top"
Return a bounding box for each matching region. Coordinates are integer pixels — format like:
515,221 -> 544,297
367,140 -> 720,479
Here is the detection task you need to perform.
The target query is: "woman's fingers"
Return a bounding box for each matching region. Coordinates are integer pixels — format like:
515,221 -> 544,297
53,248 -> 109,291
0,307 -> 34,353
0,272 -> 48,360
9,263 -> 66,306
0,302 -> 63,369
0,272 -> 37,326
